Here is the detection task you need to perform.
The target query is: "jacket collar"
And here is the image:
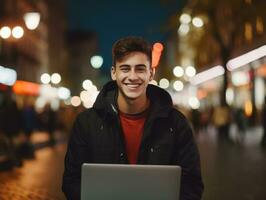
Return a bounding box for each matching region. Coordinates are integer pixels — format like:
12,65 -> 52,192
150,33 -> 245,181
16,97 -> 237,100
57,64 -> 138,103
93,81 -> 173,119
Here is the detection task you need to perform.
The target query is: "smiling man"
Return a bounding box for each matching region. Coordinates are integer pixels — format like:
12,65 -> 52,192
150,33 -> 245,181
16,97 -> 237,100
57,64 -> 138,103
62,36 -> 204,200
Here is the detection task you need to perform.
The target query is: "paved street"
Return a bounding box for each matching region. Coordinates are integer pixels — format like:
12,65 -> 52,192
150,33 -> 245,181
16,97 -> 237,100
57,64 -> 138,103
198,126 -> 266,200
0,127 -> 266,200
0,144 -> 66,200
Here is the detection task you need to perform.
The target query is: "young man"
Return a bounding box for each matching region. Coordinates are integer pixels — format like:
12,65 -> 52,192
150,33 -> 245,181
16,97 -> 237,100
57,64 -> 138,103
62,36 -> 204,200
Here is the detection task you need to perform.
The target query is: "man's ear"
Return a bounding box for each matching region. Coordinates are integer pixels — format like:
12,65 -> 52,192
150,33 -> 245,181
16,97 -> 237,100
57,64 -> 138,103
111,66 -> 116,80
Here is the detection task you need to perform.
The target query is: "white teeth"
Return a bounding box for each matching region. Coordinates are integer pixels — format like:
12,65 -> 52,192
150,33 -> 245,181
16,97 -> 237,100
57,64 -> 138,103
125,83 -> 140,85
125,83 -> 140,88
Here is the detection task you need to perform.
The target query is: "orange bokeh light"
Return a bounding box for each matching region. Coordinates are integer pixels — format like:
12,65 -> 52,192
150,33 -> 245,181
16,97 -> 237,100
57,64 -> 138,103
12,80 -> 40,96
153,42 -> 164,52
152,42 -> 164,68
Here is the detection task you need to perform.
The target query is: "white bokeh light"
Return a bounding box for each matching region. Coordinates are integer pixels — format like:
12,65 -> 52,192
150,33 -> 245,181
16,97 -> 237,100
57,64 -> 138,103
232,71 -> 249,86
0,65 -> 17,86
173,66 -> 184,77
90,85 -> 98,93
51,73 -> 61,84
192,17 -> 204,28
12,26 -> 24,39
40,84 -> 58,100
179,13 -> 191,24
173,80 -> 184,91
71,96 -> 81,107
51,99 -> 60,111
81,88 -> 99,108
90,55 -> 103,69
35,97 -> 46,111
80,90 -> 90,102
178,24 -> 190,36
185,66 -> 196,77
227,45 -> 266,71
58,87 -> 71,100
226,88 -> 234,106
83,101 -> 93,109
255,78 -> 265,109
23,12 -> 41,30
159,78 -> 170,89
82,80 -> 93,90
64,98 -> 71,106
40,73 -> 51,84
189,97 -> 200,109
0,26 -> 11,39
190,65 -> 225,85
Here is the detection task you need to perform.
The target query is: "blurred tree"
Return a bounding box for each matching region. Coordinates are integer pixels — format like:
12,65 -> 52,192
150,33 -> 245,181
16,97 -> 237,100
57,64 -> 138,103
192,0 -> 266,106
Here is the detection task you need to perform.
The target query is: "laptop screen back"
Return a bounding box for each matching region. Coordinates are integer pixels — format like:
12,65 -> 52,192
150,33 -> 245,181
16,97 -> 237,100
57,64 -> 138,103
81,163 -> 181,200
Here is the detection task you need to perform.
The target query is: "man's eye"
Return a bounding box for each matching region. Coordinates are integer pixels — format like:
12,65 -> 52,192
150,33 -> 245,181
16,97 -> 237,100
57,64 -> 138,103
121,68 -> 129,72
136,68 -> 146,72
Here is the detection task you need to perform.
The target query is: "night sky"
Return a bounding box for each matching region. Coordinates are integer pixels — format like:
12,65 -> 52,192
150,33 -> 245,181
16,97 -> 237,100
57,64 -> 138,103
67,0 -> 185,72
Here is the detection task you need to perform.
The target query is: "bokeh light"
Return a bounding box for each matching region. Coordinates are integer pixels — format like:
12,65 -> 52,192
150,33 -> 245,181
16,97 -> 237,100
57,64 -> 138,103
159,78 -> 169,89
0,26 -> 11,39
40,73 -> 51,84
90,55 -> 103,69
173,80 -> 184,91
12,26 -> 24,39
173,66 -> 184,77
51,73 -> 61,84
71,96 -> 81,107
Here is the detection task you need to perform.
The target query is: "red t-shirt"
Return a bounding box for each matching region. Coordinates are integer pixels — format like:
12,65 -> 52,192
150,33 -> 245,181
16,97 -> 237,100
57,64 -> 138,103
119,110 -> 148,164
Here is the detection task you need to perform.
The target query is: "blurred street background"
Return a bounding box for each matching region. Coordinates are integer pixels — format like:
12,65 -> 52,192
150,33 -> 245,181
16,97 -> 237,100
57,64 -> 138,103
0,0 -> 266,199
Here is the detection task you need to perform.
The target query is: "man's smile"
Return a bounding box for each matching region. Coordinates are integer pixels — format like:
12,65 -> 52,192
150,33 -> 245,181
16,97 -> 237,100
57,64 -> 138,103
124,83 -> 142,89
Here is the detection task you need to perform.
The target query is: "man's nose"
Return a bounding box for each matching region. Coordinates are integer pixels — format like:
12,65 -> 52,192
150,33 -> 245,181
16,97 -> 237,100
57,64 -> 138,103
128,69 -> 138,80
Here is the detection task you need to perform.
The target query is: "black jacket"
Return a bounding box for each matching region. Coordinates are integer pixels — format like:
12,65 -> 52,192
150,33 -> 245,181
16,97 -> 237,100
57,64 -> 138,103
62,81 -> 204,200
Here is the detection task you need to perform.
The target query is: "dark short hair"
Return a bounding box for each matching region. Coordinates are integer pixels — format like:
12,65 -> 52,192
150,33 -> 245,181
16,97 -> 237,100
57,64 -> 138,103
112,36 -> 152,67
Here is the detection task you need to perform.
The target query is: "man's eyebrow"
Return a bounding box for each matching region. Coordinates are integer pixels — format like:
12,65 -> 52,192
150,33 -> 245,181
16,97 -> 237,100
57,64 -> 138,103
118,64 -> 130,68
135,64 -> 148,69
135,64 -> 147,68
117,64 -> 148,68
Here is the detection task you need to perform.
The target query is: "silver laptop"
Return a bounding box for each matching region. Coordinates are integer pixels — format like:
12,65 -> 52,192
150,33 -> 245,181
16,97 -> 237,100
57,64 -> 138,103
81,163 -> 181,200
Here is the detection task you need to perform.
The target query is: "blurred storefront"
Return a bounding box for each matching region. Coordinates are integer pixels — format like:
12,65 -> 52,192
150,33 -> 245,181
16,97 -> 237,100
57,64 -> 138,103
0,0 -> 68,110
0,0 -> 49,82
160,0 -> 266,123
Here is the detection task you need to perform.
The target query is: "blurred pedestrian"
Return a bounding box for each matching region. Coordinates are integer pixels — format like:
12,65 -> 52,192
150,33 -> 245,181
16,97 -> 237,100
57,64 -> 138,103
200,108 -> 212,133
38,104 -> 56,145
191,109 -> 201,133
212,105 -> 231,144
0,132 -> 14,171
234,108 -> 247,145
21,98 -> 37,158
0,91 -> 23,167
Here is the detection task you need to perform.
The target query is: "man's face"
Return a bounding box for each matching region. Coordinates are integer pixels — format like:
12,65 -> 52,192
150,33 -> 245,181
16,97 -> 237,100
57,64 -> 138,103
111,52 -> 153,101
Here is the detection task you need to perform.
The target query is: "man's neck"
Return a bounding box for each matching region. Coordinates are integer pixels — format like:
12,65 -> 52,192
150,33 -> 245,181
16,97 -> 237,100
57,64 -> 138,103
117,93 -> 150,115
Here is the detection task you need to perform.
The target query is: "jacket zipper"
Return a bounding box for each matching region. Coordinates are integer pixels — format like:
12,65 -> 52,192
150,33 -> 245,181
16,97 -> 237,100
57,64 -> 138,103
110,103 -> 128,164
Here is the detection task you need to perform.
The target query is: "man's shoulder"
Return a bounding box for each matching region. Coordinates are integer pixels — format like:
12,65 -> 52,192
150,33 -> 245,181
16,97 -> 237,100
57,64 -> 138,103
166,108 -> 193,131
169,108 -> 189,122
71,108 -> 103,136
75,108 -> 100,122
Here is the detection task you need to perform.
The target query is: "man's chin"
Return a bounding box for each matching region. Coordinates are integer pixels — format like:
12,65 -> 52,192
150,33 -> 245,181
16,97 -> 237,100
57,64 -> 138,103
124,94 -> 139,101
122,92 -> 140,101
119,88 -> 143,101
